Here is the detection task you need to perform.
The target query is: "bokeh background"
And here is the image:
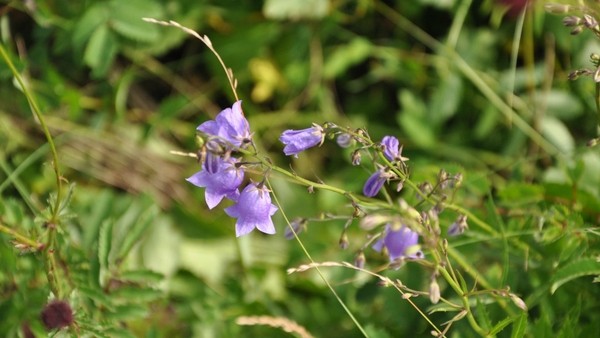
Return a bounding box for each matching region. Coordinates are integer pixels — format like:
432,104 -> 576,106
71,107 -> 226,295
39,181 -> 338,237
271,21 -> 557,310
2,0 -> 600,337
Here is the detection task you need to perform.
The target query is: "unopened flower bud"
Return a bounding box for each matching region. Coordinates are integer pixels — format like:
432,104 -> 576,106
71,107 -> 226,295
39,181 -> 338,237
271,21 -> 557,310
544,3 -> 571,14
437,169 -> 449,189
339,232 -> 349,250
396,180 -> 404,192
583,14 -> 598,29
389,256 -> 406,270
570,25 -> 584,35
587,137 -> 600,147
453,173 -> 463,188
563,16 -> 582,27
41,300 -> 73,331
354,251 -> 366,269
448,214 -> 468,236
284,218 -> 307,240
593,67 -> 600,83
351,149 -> 362,165
336,133 -> 353,148
401,292 -> 413,299
429,277 -> 440,304
509,293 -> 528,311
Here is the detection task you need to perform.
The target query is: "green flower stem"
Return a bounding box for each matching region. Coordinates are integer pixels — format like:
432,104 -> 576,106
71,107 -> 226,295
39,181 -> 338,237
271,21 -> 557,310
0,43 -> 64,299
595,83 -> 600,130
45,228 -> 63,299
0,43 -> 63,222
438,265 -> 488,337
0,222 -> 43,250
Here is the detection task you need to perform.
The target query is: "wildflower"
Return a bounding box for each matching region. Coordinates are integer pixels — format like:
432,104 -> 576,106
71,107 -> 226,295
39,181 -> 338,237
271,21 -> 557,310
447,214 -> 468,236
363,166 -> 395,197
279,124 -> 325,157
284,218 -> 307,240
429,277 -> 440,304
373,224 -> 423,263
197,101 -> 252,148
186,157 -> 244,209
336,133 -> 353,148
225,182 -> 278,237
381,135 -> 399,161
41,300 -> 73,330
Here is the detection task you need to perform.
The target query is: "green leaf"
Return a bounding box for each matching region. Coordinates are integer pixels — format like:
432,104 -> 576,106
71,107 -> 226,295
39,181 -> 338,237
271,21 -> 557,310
550,257 -> 600,294
106,304 -> 149,321
111,286 -> 163,303
108,0 -> 162,42
428,72 -> 462,124
119,269 -> 164,284
84,24 -> 119,77
489,316 -> 515,336
397,90 -> 436,148
498,182 -> 544,206
98,219 -> 114,287
117,205 -> 158,260
541,116 -> 575,153
73,3 -> 110,50
511,313 -> 528,338
263,0 -> 329,20
323,38 -> 372,79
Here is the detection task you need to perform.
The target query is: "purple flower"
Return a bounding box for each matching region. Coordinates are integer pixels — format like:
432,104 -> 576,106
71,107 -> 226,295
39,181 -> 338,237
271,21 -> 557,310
197,101 -> 252,148
373,224 -> 422,262
280,124 -> 325,157
186,157 -> 244,209
447,214 -> 468,236
225,183 -> 278,237
363,166 -> 396,197
381,136 -> 400,161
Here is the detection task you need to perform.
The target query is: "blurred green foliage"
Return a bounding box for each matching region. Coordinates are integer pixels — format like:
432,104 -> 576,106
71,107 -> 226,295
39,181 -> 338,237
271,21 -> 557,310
1,0 -> 600,337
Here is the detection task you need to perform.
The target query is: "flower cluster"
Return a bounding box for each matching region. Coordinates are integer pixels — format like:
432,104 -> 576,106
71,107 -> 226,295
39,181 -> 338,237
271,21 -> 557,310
373,224 -> 423,264
363,135 -> 407,197
187,101 -> 278,237
279,125 -> 426,264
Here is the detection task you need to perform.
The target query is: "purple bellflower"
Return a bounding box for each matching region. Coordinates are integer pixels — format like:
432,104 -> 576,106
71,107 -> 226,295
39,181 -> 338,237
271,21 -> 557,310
197,101 -> 252,148
280,124 -> 325,157
186,157 -> 244,209
373,224 -> 423,262
381,135 -> 408,162
363,165 -> 395,197
225,182 -> 278,237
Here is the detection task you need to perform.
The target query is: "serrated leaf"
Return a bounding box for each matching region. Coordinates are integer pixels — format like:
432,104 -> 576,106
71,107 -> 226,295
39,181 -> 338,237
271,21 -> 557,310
111,286 -> 163,302
119,269 -> 164,284
78,285 -> 113,310
489,316 -> 516,335
106,304 -> 148,321
427,301 -> 463,314
498,182 -> 544,206
117,205 -> 158,260
550,257 -> 600,294
511,313 -> 527,338
98,219 -> 114,287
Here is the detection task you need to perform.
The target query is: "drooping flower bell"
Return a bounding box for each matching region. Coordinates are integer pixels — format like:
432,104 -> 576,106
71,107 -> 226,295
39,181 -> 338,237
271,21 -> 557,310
197,100 -> 252,149
225,182 -> 278,237
363,165 -> 396,197
279,124 -> 325,157
186,157 -> 244,209
373,224 -> 423,263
